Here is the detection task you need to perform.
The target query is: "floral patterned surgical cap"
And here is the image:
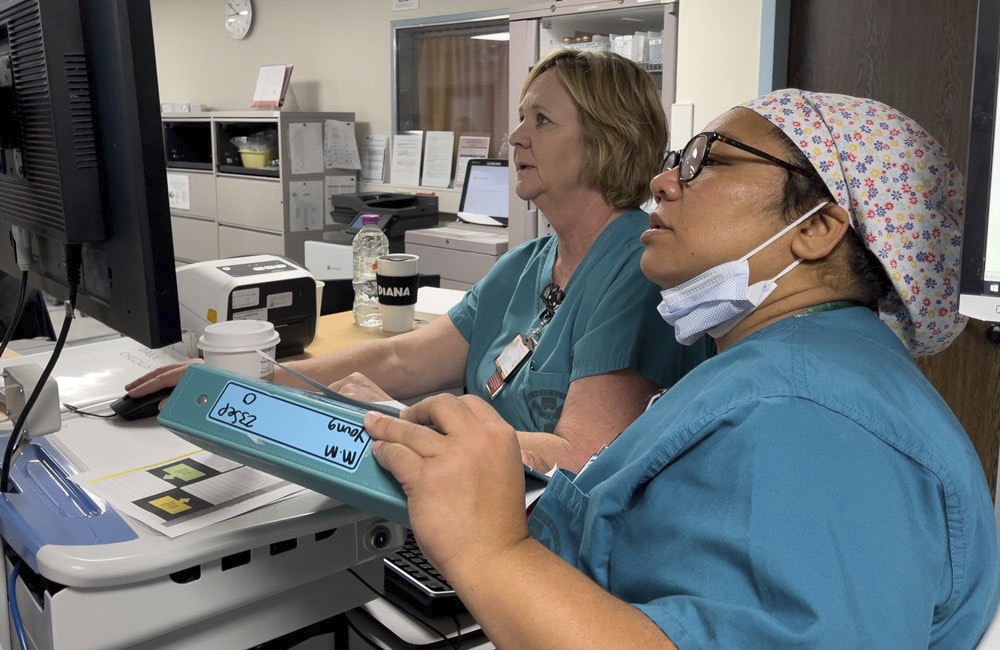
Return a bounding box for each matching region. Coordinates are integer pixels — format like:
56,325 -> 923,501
744,89 -> 967,357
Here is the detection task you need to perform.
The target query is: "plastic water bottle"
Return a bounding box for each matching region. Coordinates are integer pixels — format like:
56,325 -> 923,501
352,214 -> 389,327
496,133 -> 510,159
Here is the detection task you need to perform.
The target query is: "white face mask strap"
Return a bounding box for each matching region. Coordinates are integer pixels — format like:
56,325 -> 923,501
739,200 -> 830,263
770,256 -> 803,283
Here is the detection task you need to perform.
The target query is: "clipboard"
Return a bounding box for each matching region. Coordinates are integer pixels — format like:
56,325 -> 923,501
157,364 -> 550,529
157,364 -> 410,526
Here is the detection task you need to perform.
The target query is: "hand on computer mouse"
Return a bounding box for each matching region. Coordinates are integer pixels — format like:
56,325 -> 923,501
110,387 -> 175,421
124,358 -> 203,398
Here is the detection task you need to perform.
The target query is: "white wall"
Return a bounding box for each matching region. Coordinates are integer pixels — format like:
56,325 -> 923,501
674,0 -> 766,138
149,0 -> 528,143
150,0 -> 772,180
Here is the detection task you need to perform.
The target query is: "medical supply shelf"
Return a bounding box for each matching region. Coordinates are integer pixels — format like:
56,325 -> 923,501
162,110 -> 355,267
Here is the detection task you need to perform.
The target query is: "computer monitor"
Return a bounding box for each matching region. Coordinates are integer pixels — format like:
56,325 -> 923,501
458,158 -> 509,224
0,0 -> 180,349
961,0 -> 1000,324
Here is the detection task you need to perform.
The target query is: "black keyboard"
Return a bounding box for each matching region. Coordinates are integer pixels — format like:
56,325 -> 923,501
383,530 -> 466,619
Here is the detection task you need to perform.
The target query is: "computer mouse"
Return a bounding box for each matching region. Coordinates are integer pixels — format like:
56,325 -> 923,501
109,388 -> 174,421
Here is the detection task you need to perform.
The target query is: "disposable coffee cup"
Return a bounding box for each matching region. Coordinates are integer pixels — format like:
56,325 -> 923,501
197,320 -> 280,380
376,253 -> 419,333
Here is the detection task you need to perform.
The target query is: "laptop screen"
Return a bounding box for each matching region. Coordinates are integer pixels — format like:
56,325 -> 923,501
459,159 -> 509,222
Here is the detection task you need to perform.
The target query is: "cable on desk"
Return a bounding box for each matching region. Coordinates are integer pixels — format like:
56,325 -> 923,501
0,269 -> 28,360
62,403 -> 116,419
1,226 -> 35,360
347,565 -> 464,650
0,245 -> 81,493
8,558 -> 29,650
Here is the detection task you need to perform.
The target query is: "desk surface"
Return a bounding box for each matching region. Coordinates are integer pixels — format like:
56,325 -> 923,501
295,310 -> 395,359
292,310 -> 434,359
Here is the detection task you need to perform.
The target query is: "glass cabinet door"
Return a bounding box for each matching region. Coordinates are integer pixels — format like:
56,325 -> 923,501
507,0 -> 678,245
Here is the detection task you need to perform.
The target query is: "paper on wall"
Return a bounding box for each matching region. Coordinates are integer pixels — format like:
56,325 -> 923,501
288,179 -> 324,231
362,135 -> 388,182
166,173 -> 191,210
390,132 -> 423,186
324,120 -> 362,170
288,122 -> 325,175
454,135 -> 490,189
420,131 -> 454,188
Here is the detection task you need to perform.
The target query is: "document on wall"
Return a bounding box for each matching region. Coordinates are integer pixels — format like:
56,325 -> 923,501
166,173 -> 191,210
361,135 -> 388,182
421,131 -> 455,188
324,119 -> 362,170
325,175 -> 356,225
251,64 -> 294,108
288,122 -> 325,175
70,449 -> 303,538
454,135 -> 491,189
390,132 -> 423,186
288,180 -> 325,231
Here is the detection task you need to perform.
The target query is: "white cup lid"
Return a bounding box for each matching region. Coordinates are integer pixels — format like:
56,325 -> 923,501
198,320 -> 280,354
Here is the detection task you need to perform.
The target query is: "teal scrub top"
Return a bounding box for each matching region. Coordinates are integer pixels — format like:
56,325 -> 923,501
529,306 -> 1000,648
449,208 -> 711,433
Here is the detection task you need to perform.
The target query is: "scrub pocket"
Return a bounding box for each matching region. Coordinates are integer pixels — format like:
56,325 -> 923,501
528,468 -> 589,559
522,369 -> 570,433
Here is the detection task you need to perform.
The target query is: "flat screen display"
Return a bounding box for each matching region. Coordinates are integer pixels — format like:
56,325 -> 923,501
459,159 -> 509,221
960,0 -> 1000,323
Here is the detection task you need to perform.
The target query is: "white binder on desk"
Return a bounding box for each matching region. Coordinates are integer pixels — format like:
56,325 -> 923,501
0,336 -> 189,409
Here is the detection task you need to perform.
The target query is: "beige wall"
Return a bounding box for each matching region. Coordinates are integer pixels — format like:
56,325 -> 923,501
150,0 -> 770,151
149,0 -> 521,143
674,1 -> 766,136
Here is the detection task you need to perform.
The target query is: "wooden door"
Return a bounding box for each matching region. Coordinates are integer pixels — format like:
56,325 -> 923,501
788,0 -> 1000,497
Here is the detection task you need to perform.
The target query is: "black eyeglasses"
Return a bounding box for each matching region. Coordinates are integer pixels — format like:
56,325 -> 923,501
661,131 -> 814,182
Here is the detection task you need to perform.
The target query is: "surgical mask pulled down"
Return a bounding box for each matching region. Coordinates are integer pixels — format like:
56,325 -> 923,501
657,202 -> 829,345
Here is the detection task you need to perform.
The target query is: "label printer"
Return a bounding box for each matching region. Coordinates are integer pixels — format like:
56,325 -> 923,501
327,192 -> 439,253
175,255 -> 317,358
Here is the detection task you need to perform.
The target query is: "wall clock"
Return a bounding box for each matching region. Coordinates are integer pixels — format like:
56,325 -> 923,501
225,0 -> 253,40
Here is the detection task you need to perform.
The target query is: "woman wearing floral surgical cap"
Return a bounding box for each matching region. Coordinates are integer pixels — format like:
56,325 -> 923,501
365,89 -> 1000,648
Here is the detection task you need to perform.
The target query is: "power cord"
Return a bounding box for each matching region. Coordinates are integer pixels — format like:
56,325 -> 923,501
0,227 -> 35,359
0,244 -> 80,493
7,559 -> 28,650
61,403 -> 115,419
0,269 -> 27,359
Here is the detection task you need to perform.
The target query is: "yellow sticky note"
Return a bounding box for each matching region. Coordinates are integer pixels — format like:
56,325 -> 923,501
149,496 -> 192,515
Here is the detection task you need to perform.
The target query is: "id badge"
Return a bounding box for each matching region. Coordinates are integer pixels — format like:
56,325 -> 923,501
486,334 -> 536,399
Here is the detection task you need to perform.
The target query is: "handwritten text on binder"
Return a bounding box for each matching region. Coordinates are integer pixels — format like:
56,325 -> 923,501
208,381 -> 370,472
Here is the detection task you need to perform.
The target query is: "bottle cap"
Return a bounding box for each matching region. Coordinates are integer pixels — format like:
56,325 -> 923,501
361,214 -> 380,226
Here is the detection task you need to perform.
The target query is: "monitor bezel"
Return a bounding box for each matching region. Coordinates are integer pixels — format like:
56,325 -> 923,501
458,157 -> 510,222
960,0 -> 1000,323
0,0 -> 180,349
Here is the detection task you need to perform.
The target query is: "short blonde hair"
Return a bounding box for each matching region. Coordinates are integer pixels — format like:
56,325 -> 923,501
522,49 -> 667,209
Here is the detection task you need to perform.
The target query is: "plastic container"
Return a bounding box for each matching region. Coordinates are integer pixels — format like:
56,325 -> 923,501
197,320 -> 280,380
352,214 -> 389,327
239,150 -> 276,168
